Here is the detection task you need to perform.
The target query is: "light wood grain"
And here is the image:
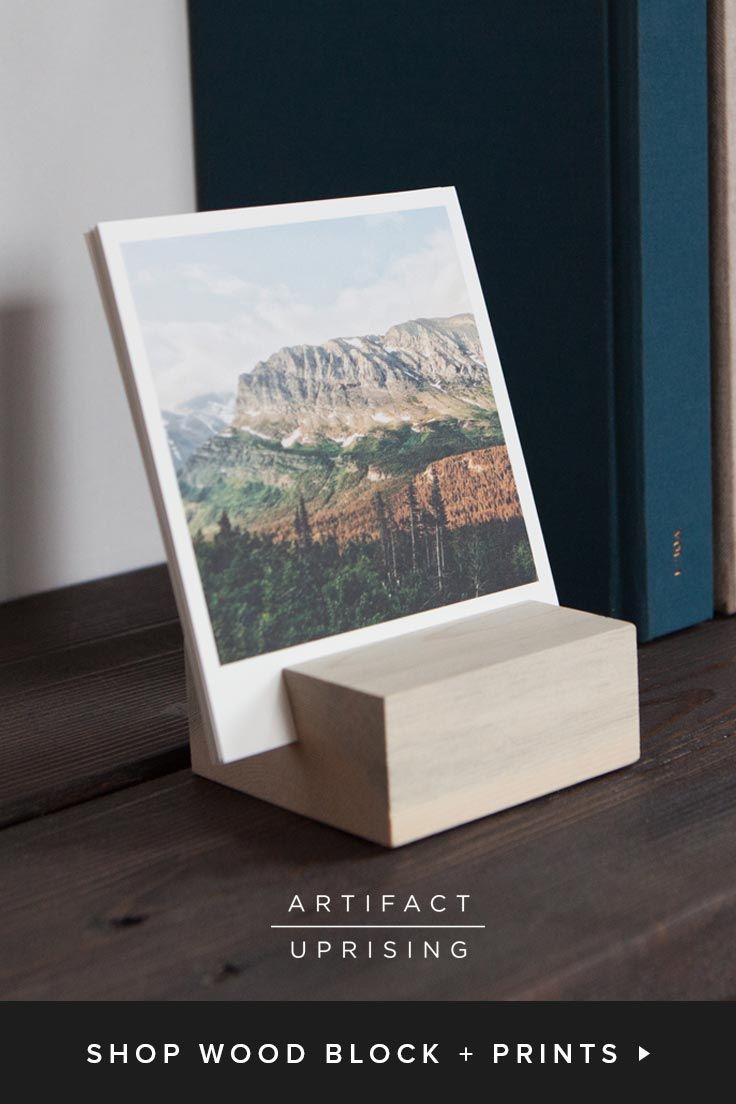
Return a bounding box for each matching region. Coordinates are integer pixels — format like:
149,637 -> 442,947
190,602 -> 640,846
711,0 -> 736,612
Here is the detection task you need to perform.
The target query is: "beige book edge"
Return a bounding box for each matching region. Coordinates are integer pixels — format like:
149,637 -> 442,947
711,0 -> 736,613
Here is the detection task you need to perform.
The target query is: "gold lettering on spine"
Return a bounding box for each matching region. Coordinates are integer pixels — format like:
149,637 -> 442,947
673,529 -> 682,576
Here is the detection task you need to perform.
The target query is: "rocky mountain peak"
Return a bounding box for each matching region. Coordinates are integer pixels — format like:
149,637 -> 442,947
232,313 -> 493,443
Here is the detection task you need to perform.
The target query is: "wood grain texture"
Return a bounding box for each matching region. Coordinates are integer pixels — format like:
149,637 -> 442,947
0,566 -> 187,828
189,661 -> 392,846
0,564 -> 175,665
233,603 -> 638,845
710,0 -> 736,613
0,613 -> 734,1000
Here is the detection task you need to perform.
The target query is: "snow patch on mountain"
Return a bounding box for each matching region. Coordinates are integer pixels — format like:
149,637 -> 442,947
281,428 -> 303,448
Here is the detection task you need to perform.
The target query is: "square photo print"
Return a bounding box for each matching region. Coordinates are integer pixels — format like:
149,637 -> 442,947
91,189 -> 555,759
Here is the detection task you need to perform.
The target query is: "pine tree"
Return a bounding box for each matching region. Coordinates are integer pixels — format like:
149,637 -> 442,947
374,491 -> 397,583
429,469 -> 448,592
421,508 -> 434,572
466,531 -> 484,597
294,495 -> 313,551
407,481 -> 422,572
218,510 -> 232,538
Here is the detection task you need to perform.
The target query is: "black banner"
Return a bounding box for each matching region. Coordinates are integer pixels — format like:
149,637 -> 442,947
0,1001 -> 720,1089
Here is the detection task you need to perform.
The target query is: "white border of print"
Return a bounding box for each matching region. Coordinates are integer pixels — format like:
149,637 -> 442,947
93,188 -> 557,764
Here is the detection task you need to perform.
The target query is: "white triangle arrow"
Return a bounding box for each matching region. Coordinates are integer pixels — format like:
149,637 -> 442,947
638,1047 -> 650,1061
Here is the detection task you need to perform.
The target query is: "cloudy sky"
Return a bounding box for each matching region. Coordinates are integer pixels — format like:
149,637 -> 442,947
123,206 -> 472,411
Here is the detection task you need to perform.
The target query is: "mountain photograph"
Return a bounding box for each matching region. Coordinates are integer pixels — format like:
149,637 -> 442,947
123,208 -> 536,662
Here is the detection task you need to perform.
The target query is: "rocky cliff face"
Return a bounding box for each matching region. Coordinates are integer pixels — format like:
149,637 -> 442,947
178,312 -> 508,543
232,313 -> 492,444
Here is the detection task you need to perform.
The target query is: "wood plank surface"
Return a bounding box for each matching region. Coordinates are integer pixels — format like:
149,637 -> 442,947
0,564 -> 175,666
0,566 -> 187,828
1,613 -> 735,1000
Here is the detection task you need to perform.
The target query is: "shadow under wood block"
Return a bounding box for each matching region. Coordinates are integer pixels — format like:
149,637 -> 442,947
189,602 -> 640,847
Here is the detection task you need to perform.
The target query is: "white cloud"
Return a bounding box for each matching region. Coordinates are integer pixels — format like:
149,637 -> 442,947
333,230 -> 470,335
180,263 -> 257,299
143,228 -> 472,410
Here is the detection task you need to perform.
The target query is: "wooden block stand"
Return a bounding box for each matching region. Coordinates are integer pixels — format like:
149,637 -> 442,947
189,602 -> 640,847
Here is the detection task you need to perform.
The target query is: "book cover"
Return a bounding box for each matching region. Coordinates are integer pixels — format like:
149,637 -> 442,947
187,0 -> 713,640
188,0 -> 618,620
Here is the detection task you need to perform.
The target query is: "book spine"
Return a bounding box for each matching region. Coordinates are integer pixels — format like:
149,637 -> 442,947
710,0 -> 736,614
610,0 -> 713,640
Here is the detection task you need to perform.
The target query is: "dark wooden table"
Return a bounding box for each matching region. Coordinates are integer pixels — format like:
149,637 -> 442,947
2,564 -> 736,1000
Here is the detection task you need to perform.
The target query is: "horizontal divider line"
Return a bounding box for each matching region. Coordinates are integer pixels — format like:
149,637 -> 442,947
270,924 -> 486,929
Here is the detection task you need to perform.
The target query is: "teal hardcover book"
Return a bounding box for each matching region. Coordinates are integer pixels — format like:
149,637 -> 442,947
610,0 -> 713,639
187,0 -> 712,639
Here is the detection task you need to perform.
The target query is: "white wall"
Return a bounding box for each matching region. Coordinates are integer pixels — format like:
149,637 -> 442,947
0,0 -> 195,601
